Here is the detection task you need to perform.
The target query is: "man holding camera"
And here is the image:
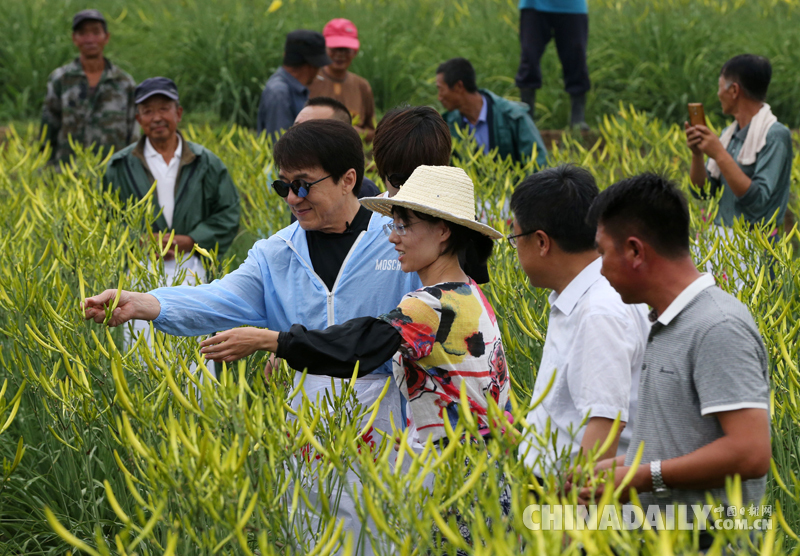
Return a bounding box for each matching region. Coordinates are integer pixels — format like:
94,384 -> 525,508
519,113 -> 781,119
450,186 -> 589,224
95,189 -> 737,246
686,54 -> 792,232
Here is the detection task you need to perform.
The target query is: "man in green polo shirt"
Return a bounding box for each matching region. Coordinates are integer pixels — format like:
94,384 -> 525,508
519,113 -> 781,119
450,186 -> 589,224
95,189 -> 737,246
686,54 -> 792,232
41,10 -> 138,165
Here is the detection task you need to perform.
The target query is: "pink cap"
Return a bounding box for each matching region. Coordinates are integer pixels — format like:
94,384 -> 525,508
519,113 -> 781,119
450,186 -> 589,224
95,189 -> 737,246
323,18 -> 360,50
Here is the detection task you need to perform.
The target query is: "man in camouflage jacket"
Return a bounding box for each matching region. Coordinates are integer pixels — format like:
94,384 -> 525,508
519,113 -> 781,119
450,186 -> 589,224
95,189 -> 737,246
41,10 -> 137,165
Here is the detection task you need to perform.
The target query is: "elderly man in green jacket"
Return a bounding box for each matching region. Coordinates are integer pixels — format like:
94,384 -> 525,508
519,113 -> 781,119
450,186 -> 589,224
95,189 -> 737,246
437,57 -> 548,167
104,77 -> 239,372
103,77 -> 240,265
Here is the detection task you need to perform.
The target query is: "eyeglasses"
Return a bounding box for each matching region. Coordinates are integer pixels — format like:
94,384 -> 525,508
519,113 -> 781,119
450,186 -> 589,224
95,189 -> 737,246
506,229 -> 536,248
386,173 -> 409,188
272,175 -> 331,198
382,222 -> 414,237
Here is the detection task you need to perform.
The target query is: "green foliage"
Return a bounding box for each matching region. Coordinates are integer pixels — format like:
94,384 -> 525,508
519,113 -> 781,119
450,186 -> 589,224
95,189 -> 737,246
1,110 -> 800,554
4,0 -> 800,128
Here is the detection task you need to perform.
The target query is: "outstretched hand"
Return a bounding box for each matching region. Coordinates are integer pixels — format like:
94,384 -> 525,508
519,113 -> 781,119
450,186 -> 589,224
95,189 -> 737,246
199,327 -> 279,363
83,289 -> 160,327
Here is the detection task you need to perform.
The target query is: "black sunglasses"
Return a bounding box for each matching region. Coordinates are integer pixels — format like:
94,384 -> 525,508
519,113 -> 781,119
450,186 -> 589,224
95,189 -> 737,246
272,174 -> 331,198
386,173 -> 409,188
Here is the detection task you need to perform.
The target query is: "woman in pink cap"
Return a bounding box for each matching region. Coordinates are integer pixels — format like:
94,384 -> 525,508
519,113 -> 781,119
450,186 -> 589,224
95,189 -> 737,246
309,18 -> 376,142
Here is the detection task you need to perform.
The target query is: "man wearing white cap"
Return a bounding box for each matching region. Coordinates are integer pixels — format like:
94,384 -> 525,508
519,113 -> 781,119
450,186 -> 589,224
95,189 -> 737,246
309,19 -> 376,142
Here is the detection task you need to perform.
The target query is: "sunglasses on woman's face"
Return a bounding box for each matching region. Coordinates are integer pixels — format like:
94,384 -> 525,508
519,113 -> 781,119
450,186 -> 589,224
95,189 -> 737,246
272,174 -> 331,198
386,173 -> 409,188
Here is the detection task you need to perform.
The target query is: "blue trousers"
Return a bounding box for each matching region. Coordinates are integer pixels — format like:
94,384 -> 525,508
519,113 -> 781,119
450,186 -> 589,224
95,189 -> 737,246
515,8 -> 591,96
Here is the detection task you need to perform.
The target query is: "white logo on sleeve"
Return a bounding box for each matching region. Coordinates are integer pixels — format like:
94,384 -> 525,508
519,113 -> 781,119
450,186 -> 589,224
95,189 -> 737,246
375,259 -> 402,271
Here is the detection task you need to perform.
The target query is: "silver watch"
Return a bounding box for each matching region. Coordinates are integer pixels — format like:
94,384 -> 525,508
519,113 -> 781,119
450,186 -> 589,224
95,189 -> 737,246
651,460 -> 670,498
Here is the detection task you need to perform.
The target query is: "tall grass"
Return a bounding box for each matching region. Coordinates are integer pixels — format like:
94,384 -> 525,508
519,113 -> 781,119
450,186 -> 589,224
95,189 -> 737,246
2,110 -> 799,553
2,0 -> 800,128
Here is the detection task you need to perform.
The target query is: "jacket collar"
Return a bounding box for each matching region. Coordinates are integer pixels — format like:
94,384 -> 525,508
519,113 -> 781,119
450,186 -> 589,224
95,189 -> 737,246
275,67 -> 308,95
132,130 -> 197,170
67,57 -> 118,78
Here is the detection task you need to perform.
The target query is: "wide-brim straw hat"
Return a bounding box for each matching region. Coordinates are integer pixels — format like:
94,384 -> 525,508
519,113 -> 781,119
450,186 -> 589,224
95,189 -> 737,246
360,165 -> 503,239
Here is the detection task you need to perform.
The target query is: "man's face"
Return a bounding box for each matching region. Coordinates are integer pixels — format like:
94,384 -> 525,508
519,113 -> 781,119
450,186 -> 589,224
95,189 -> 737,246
717,75 -> 736,115
435,73 -> 460,112
72,20 -> 109,59
135,96 -> 183,143
512,219 -> 546,288
595,224 -> 640,304
294,105 -> 335,125
327,47 -> 356,72
278,166 -> 351,232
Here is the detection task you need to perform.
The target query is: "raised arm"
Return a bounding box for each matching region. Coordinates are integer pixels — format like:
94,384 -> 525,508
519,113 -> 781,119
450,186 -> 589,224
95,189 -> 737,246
84,242 -> 272,336
686,122 -> 709,190
84,289 -> 161,326
198,317 -> 401,377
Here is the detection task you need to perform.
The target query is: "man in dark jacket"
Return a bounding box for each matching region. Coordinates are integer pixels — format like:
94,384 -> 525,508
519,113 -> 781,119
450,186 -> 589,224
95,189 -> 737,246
103,77 -> 240,261
256,30 -> 332,138
437,57 -> 547,168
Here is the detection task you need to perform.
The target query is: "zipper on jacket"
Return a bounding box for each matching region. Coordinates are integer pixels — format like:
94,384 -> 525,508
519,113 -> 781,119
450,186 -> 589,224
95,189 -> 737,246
281,230 -> 366,326
327,231 -> 365,326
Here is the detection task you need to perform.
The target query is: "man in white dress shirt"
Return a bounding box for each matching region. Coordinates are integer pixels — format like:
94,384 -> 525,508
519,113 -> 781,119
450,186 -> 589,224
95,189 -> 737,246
508,164 -> 650,478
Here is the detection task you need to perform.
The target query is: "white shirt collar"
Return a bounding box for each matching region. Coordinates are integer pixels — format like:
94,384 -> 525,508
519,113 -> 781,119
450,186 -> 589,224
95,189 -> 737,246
548,257 -> 603,316
144,135 -> 182,164
656,273 -> 716,325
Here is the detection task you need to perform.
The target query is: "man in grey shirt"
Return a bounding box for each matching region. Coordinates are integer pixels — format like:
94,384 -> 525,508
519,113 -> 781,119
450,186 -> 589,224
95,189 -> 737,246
581,174 -> 771,525
256,30 -> 331,138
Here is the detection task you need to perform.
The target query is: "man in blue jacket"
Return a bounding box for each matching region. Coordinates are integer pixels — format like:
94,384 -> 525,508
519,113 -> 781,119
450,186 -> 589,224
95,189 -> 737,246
256,30 -> 332,138
437,57 -> 548,167
85,119 -> 420,553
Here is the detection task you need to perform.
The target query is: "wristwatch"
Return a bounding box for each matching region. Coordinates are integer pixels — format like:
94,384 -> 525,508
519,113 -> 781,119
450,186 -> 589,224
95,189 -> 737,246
651,460 -> 670,498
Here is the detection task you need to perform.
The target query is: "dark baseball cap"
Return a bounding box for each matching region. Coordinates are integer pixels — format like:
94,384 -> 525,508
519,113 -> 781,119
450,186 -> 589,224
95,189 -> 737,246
72,9 -> 107,31
134,77 -> 180,104
284,30 -> 332,68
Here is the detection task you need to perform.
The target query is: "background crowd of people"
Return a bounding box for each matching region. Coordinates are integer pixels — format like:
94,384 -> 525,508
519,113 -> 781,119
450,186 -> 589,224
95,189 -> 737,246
40,6 -> 792,555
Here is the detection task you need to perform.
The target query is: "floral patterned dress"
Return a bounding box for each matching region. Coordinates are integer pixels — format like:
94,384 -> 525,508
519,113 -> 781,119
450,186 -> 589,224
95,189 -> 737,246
379,280 -> 510,442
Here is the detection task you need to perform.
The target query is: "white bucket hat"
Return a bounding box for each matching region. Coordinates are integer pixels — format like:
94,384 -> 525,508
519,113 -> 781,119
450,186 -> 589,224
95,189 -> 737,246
360,165 -> 503,239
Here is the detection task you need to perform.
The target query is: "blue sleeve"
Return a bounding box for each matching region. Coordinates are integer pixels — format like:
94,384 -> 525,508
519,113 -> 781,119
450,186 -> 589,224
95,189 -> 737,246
150,245 -> 271,336
257,84 -> 295,137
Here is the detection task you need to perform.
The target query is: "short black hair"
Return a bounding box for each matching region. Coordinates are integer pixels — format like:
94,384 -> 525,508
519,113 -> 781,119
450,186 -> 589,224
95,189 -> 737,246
587,173 -> 690,259
510,164 -> 599,253
274,119 -> 365,196
306,96 -> 352,124
373,105 -> 452,181
392,206 -> 494,283
720,54 -> 772,102
436,58 -> 478,93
